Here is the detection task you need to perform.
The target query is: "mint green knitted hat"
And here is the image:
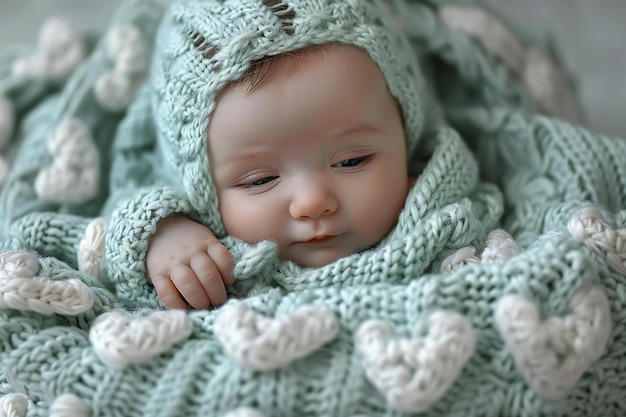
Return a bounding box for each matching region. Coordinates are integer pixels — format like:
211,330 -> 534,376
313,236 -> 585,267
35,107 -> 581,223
150,0 -> 424,236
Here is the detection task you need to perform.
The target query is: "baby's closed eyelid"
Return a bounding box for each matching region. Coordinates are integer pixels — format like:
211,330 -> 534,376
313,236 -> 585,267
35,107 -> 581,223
231,167 -> 278,185
234,171 -> 281,190
247,175 -> 279,187
331,153 -> 374,169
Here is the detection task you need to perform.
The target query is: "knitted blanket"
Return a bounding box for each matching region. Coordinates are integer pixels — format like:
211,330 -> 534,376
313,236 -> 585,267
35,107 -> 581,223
1,0 -> 626,416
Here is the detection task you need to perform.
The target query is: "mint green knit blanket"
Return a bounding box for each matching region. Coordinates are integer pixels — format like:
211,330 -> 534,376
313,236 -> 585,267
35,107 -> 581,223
1,0 -> 626,416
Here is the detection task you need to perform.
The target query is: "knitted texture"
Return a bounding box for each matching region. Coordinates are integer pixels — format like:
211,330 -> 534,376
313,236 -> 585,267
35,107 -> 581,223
0,0 -> 625,416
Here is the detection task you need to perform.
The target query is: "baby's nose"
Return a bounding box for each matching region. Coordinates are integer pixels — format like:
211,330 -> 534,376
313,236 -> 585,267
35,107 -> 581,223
289,182 -> 338,220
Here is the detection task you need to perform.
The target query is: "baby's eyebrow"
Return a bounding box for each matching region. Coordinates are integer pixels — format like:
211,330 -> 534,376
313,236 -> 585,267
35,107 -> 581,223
224,146 -> 274,162
329,123 -> 378,138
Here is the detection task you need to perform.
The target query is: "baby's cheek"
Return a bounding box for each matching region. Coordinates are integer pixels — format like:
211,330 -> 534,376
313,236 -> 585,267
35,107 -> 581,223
220,196 -> 276,244
218,196 -> 249,239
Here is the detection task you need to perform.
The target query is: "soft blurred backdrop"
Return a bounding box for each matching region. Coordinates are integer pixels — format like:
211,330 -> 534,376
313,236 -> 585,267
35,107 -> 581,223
0,0 -> 624,138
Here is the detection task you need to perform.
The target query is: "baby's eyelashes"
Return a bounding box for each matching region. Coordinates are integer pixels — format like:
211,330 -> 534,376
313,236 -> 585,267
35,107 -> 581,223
332,154 -> 373,169
240,175 -> 279,189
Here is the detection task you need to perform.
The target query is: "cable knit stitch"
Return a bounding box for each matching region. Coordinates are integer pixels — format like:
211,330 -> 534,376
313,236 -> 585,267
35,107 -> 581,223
0,0 -> 625,416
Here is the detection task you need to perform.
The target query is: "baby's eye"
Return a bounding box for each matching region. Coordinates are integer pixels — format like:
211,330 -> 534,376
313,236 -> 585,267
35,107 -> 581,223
247,176 -> 278,187
333,155 -> 372,168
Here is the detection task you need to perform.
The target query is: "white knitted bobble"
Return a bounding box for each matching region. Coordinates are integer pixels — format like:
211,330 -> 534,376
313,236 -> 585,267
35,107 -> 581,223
1,249 -> 93,315
12,17 -> 85,82
0,250 -> 39,278
0,393 -> 29,417
78,218 -> 106,279
0,95 -> 15,151
439,6 -> 526,73
94,25 -> 149,111
90,310 -> 192,369
34,118 -> 100,204
215,303 -> 340,371
441,247 -> 479,273
49,394 -> 90,417
496,285 -> 612,400
441,229 -> 520,273
568,207 -> 626,275
0,273 -> 94,315
480,229 -> 520,263
222,408 -> 266,417
355,312 -> 476,413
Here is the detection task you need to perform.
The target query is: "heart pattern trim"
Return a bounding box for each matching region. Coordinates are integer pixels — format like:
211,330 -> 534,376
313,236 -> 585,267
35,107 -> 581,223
12,17 -> 85,82
34,119 -> 100,204
215,303 -> 340,371
568,207 -> 626,275
89,309 -> 193,369
495,285 -> 612,400
0,250 -> 93,315
355,311 -> 475,413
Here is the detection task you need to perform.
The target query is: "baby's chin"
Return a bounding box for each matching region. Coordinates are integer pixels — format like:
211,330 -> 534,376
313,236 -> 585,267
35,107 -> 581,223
280,246 -> 365,268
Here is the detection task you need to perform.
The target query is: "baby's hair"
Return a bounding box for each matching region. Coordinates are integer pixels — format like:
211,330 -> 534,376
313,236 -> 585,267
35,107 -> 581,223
220,43 -> 334,97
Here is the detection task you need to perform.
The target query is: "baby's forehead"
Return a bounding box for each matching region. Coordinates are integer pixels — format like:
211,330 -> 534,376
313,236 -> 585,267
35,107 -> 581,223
219,43 -> 374,98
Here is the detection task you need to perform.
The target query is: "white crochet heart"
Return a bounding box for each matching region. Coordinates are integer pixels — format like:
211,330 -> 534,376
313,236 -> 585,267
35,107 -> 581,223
355,312 -> 475,413
441,229 -> 520,273
439,5 -> 581,124
90,309 -> 193,369
523,48 -> 582,124
34,118 -> 100,204
94,25 -> 149,111
439,6 -> 526,72
496,285 -> 612,400
0,250 -> 94,315
12,17 -> 85,82
214,303 -> 340,371
78,217 -> 106,279
568,207 -> 626,275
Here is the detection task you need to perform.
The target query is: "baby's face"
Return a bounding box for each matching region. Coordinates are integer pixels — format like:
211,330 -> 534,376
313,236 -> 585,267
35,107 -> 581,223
208,45 -> 409,267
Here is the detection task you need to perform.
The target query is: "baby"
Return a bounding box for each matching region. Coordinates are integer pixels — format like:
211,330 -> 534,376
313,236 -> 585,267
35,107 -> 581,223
147,44 -> 413,309
143,0 -> 425,310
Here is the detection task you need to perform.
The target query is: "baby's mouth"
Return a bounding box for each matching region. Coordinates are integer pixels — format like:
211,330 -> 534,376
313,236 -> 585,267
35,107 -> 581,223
306,235 -> 336,244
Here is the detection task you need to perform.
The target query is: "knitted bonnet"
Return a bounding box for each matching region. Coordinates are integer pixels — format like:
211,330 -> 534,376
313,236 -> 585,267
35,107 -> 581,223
150,0 -> 425,236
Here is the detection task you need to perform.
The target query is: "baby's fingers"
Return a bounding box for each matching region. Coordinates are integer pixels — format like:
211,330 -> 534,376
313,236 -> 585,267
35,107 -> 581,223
170,264 -> 212,309
190,253 -> 228,306
206,240 -> 235,285
151,273 -> 190,310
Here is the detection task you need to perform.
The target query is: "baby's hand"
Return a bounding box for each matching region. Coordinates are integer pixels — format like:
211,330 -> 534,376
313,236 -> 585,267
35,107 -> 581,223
146,214 -> 235,310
